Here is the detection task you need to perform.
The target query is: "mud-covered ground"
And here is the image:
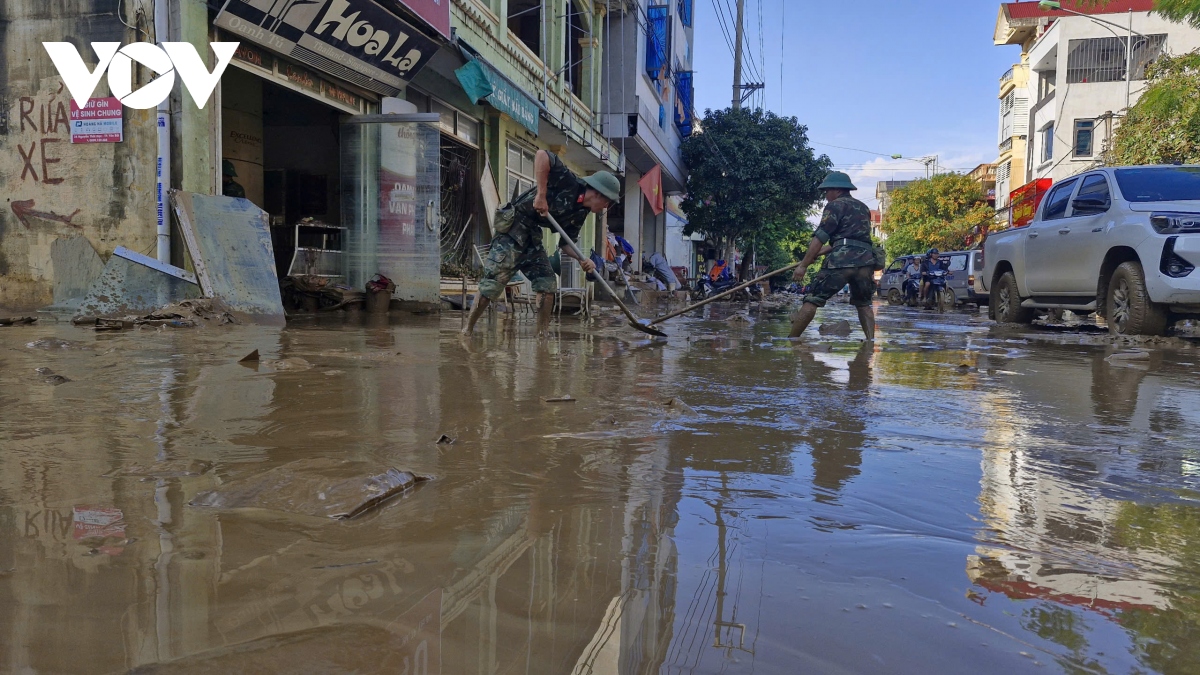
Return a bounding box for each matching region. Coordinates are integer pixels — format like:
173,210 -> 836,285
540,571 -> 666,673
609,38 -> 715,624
3,300 -> 1200,674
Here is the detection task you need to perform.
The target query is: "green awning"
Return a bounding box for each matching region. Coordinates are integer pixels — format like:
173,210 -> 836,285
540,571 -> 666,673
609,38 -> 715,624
455,59 -> 541,136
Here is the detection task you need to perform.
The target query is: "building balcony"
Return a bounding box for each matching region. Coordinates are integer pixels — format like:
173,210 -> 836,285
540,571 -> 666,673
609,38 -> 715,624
999,137 -> 1013,153
999,63 -> 1028,97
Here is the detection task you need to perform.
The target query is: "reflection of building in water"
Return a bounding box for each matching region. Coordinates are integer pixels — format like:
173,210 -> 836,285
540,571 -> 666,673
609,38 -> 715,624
0,327 -> 683,674
969,353 -> 1200,614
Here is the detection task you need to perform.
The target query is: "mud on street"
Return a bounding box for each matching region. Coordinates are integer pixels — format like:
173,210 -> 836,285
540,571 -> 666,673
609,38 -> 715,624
3,301 -> 1200,674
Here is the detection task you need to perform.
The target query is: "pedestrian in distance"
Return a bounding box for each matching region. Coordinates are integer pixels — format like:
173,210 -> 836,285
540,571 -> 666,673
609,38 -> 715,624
790,171 -> 877,341
462,150 -> 621,338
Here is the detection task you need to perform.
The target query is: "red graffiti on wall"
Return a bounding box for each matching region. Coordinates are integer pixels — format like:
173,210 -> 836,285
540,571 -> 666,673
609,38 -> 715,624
15,82 -> 70,186
11,199 -> 80,229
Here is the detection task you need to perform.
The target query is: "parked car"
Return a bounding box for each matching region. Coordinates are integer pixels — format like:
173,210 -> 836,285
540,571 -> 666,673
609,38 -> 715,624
878,251 -> 985,307
982,165 -> 1200,335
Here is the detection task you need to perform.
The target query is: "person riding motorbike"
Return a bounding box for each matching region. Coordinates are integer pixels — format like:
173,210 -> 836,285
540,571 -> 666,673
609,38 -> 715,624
920,249 -> 946,304
903,258 -> 922,304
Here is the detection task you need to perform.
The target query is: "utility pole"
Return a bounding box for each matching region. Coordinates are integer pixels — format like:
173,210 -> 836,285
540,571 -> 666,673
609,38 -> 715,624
731,0 -> 746,110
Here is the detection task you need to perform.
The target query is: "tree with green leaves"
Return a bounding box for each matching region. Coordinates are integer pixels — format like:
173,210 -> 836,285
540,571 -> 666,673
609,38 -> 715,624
1107,52 -> 1200,165
680,108 -> 831,278
879,173 -> 993,260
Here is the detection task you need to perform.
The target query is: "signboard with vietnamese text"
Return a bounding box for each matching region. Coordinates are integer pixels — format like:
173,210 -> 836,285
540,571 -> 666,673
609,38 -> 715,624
215,0 -> 438,96
1009,178 -> 1053,229
69,97 -> 123,143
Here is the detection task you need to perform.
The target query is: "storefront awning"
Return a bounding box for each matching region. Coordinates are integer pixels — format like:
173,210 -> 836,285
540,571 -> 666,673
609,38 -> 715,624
454,54 -> 541,136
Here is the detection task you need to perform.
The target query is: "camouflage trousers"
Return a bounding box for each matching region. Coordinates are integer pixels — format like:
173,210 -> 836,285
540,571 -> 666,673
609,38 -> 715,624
803,265 -> 876,308
478,233 -> 558,301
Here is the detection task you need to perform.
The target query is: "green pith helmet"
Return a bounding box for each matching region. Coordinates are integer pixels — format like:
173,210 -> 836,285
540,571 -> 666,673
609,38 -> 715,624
818,171 -> 857,191
223,159 -> 238,178
583,171 -> 622,203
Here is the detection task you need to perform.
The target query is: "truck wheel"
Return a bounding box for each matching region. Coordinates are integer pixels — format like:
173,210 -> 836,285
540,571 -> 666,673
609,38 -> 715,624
1107,261 -> 1168,336
992,272 -> 1033,324
887,289 -> 902,305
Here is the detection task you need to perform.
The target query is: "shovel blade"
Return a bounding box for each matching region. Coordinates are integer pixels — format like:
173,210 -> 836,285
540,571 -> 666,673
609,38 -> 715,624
631,319 -> 668,338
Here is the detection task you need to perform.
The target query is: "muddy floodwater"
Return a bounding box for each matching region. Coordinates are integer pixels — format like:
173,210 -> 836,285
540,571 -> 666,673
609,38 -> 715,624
4,302 -> 1200,674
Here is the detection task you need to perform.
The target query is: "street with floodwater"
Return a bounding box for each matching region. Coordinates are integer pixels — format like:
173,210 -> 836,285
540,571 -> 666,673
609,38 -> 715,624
3,301 -> 1200,674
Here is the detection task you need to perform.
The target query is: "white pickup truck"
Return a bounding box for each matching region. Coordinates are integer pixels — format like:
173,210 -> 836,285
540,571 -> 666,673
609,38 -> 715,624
982,165 -> 1200,335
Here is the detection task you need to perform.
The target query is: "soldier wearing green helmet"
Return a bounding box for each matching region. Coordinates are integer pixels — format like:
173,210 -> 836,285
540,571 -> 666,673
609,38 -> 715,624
789,171 -> 877,341
222,159 -> 246,199
464,150 -> 621,337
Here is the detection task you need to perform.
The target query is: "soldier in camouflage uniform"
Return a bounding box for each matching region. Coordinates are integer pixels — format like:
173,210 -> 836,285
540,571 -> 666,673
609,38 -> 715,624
462,150 -> 621,337
790,172 -> 877,341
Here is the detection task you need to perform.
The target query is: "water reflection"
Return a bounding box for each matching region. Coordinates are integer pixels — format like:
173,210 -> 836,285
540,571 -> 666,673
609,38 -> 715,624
970,334 -> 1200,672
3,306 -> 1200,673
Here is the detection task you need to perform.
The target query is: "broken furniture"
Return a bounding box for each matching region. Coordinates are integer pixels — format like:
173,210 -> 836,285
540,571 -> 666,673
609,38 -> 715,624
287,219 -> 346,279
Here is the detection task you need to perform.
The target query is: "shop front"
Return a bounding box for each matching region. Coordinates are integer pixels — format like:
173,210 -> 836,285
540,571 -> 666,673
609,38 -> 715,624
212,0 -> 446,304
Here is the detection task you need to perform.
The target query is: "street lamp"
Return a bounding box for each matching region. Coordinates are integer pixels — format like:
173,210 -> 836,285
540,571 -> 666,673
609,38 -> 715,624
1038,0 -> 1147,109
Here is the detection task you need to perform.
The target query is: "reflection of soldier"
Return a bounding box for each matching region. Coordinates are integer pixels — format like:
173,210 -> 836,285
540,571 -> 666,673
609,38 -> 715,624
791,172 -> 877,341
797,344 -> 873,504
223,159 -> 246,199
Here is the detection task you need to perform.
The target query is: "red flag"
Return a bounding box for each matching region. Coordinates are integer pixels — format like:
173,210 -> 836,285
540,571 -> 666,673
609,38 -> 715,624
638,165 -> 664,216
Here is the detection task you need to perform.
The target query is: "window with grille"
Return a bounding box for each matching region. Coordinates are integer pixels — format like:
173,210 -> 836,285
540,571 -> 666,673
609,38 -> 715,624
506,142 -> 537,203
997,161 -> 1011,182
1066,35 -> 1167,84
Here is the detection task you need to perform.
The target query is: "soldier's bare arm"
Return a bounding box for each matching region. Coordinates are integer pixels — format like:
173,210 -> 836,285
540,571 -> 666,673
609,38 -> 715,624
533,150 -> 551,215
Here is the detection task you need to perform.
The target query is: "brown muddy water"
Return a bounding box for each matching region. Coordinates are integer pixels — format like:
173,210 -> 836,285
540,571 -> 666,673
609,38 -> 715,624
3,302 -> 1200,674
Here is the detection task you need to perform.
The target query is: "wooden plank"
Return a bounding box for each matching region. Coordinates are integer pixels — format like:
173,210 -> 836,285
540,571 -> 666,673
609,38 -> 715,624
169,190 -> 215,298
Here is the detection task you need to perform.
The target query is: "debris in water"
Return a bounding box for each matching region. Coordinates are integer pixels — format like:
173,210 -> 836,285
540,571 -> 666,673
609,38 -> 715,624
34,367 -> 55,376
96,318 -> 134,331
72,316 -> 99,326
1106,350 -> 1151,362
819,320 -> 852,337
239,350 -> 261,363
436,434 -> 456,445
189,458 -> 431,520
43,375 -> 72,386
0,316 -> 37,326
543,396 -> 576,403
726,313 -> 753,325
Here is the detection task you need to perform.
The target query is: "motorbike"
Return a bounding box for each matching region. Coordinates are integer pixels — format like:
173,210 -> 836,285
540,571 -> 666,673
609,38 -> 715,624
902,276 -> 922,307
922,269 -> 954,313
694,274 -> 762,302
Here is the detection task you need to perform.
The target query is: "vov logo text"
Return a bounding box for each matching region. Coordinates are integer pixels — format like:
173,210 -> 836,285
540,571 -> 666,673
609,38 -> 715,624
43,42 -> 240,109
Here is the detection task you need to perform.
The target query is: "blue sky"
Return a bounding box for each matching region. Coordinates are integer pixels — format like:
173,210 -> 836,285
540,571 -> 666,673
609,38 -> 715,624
691,0 -> 1021,209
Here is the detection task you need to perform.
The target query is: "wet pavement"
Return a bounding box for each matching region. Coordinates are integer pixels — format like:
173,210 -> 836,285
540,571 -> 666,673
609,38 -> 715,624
3,301 -> 1200,674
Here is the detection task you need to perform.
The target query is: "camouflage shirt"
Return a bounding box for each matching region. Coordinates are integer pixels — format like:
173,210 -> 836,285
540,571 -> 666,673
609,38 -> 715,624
814,194 -> 874,269
510,152 -> 591,250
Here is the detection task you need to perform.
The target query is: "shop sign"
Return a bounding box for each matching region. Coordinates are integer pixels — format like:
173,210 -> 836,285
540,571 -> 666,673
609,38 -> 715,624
233,42 -> 274,71
69,97 -> 123,143
1009,178 -> 1053,229
283,62 -> 322,93
455,59 -> 540,136
323,81 -> 361,109
396,0 -> 451,39
215,0 -> 438,95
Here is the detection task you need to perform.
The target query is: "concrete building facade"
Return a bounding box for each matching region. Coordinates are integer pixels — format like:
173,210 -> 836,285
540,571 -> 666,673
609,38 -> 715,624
993,0 -> 1200,215
601,0 -> 695,275
0,0 -> 622,310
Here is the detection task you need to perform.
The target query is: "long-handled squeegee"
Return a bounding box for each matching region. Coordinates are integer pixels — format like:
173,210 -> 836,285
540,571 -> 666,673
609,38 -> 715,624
647,262 -> 803,327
